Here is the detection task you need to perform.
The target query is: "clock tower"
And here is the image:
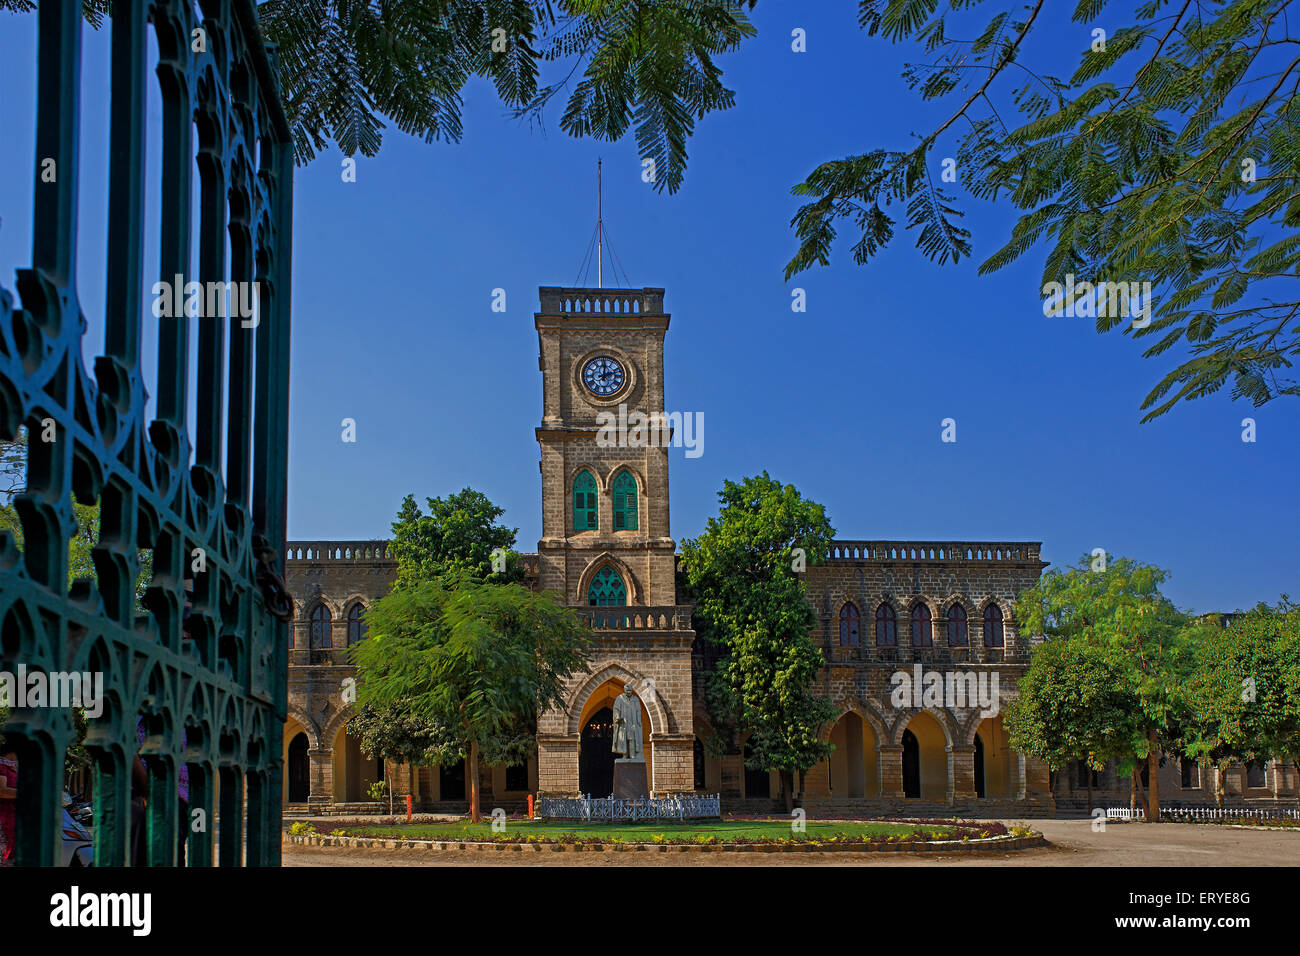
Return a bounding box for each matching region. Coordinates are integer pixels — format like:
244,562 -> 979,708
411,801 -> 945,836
533,286 -> 697,797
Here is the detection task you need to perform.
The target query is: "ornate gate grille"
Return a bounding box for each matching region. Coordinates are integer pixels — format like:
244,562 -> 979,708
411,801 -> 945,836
0,0 -> 292,865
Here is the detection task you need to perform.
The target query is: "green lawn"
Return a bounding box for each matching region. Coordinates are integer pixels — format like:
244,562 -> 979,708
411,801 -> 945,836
332,818 -> 975,843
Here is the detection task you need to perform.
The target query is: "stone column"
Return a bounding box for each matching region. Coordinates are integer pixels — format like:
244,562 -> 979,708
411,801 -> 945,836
649,734 -> 694,795
950,745 -> 975,802
388,760 -> 413,804
537,734 -> 580,795
307,747 -> 333,805
1024,756 -> 1051,795
878,744 -> 904,800
803,758 -> 831,799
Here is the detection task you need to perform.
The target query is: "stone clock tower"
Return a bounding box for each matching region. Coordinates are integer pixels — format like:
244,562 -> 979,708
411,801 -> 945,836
533,286 -> 697,797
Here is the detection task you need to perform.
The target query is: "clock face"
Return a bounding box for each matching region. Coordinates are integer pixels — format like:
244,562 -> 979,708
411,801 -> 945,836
582,356 -> 626,397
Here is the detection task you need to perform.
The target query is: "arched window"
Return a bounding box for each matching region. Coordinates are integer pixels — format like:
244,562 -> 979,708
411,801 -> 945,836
573,471 -> 598,530
875,603 -> 896,646
946,603 -> 968,646
612,471 -> 638,530
910,602 -> 932,647
587,567 -> 626,606
839,602 -> 860,646
347,604 -> 367,645
983,603 -> 1004,647
309,604 -> 332,649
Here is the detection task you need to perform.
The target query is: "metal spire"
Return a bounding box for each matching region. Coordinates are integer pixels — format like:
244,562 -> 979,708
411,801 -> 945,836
597,159 -> 603,289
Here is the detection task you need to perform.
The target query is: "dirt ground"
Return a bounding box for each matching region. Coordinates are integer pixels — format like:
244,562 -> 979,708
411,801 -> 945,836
281,818 -> 1299,867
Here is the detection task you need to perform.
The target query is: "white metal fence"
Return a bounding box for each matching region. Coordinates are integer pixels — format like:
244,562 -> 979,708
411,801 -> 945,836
1160,807 -> 1300,823
1101,806 -> 1300,822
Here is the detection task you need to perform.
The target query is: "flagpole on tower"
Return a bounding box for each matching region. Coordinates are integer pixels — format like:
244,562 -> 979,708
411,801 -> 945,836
597,159 -> 603,289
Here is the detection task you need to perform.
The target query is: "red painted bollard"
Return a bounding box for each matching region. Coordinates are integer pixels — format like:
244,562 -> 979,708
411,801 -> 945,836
406,793 -> 413,821
527,794 -> 534,819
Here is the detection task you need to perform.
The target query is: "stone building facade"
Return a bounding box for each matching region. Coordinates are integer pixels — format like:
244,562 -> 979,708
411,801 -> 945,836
280,286 -> 1297,817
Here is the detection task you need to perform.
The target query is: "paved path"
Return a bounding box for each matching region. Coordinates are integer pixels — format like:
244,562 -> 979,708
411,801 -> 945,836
282,819 -> 1298,866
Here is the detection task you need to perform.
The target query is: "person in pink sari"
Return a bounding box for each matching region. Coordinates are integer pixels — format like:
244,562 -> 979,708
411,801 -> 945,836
0,750 -> 17,866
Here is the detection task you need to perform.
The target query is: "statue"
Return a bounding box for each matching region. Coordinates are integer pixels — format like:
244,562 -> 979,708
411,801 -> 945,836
611,686 -> 644,760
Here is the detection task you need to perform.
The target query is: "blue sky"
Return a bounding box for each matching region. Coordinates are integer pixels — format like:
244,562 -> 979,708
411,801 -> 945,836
1,3 -> 1295,613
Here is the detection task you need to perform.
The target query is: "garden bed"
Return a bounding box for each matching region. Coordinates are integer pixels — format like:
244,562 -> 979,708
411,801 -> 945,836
283,817 -> 1046,854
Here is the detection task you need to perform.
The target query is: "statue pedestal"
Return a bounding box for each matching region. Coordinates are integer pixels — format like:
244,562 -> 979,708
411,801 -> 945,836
613,758 -> 649,800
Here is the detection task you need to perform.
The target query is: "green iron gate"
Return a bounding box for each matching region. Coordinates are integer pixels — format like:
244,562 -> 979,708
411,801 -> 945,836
0,0 -> 293,865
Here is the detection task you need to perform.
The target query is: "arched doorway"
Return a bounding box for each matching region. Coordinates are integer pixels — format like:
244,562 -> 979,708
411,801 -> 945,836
580,707 -> 616,796
975,716 -> 1015,798
902,712 -> 949,800
288,733 -> 309,803
575,677 -> 654,791
828,712 -> 879,799
902,729 -> 921,798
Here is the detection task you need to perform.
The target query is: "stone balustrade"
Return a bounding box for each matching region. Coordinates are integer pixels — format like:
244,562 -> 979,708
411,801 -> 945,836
825,541 -> 1043,563
537,286 -> 665,316
578,605 -> 693,631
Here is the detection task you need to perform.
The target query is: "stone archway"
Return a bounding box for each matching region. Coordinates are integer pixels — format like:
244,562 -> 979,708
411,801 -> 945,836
974,715 -> 1016,799
282,715 -> 314,804
566,662 -> 672,737
901,711 -> 949,801
575,678 -> 653,794
829,711 -> 879,799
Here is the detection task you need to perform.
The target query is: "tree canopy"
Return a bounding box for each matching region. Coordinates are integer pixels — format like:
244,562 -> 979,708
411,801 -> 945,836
784,0 -> 1300,420
389,488 -> 522,590
352,576 -> 589,820
1181,600 -> 1300,807
1007,553 -> 1194,818
679,472 -> 836,809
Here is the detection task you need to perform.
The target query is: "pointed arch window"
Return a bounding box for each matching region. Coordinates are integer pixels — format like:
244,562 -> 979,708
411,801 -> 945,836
309,604 -> 332,649
983,603 -> 1004,647
946,603 -> 968,646
612,471 -> 638,530
573,471 -> 598,530
347,604 -> 367,645
910,602 -> 932,647
839,602 -> 860,646
875,603 -> 897,646
588,567 -> 627,606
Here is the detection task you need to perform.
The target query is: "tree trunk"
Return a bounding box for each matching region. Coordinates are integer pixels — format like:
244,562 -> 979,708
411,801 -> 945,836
468,740 -> 481,823
1132,765 -> 1148,818
781,770 -> 794,813
1146,730 -> 1159,822
1215,762 -> 1226,807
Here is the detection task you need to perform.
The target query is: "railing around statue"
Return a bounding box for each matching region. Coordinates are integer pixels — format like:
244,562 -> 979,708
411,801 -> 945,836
0,0 -> 293,866
536,794 -> 722,821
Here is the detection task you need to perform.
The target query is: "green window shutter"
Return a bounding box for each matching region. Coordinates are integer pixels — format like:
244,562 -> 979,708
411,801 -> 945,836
573,471 -> 597,530
612,472 -> 638,531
